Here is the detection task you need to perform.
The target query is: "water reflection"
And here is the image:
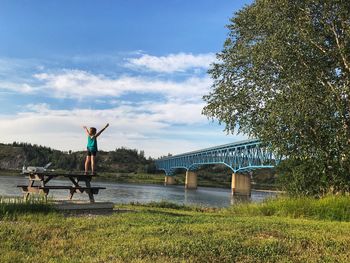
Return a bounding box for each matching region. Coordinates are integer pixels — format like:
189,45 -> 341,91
0,175 -> 276,207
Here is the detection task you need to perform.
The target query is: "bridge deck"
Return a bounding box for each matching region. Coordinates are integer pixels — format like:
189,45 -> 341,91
155,139 -> 277,175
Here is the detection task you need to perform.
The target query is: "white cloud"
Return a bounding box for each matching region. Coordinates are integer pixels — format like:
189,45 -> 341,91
0,53 -> 215,100
0,100 -> 218,157
146,100 -> 207,124
0,81 -> 35,94
0,53 -> 245,158
30,70 -> 212,100
126,52 -> 216,73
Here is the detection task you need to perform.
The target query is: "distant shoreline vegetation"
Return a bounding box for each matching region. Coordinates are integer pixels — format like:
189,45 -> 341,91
0,141 -> 156,174
0,142 -> 277,190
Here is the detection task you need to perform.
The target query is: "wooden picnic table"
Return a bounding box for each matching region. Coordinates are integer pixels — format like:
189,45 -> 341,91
17,172 -> 105,203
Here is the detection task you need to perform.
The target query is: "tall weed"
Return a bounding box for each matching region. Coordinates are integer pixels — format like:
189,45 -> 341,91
228,195 -> 350,221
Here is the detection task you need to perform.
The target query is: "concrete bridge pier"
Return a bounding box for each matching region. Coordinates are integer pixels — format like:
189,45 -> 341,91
231,173 -> 251,196
185,171 -> 197,189
164,176 -> 176,186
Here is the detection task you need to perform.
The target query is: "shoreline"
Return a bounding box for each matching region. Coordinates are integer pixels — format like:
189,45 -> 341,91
0,169 -> 279,192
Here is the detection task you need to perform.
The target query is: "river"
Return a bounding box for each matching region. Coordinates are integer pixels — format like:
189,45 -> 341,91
0,175 -> 276,207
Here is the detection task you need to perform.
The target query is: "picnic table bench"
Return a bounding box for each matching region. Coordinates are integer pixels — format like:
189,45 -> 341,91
17,172 -> 105,203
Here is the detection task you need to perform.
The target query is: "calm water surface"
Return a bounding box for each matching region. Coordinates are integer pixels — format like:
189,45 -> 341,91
0,175 -> 276,207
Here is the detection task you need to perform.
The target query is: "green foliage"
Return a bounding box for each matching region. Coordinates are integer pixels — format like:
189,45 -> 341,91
276,159 -> 350,196
109,147 -> 146,164
228,195 -> 350,221
0,142 -> 154,174
0,196 -> 55,219
203,0 -> 350,195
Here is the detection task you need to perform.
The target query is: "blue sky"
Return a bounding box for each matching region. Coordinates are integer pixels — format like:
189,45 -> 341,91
0,0 -> 252,157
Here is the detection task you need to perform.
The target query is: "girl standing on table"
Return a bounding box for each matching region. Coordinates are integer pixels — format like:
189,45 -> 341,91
82,123 -> 109,175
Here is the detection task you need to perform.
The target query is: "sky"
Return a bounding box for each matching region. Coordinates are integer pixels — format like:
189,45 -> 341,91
0,0 -> 252,157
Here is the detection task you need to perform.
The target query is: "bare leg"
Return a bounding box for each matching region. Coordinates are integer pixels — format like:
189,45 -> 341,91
91,155 -> 95,175
85,156 -> 91,174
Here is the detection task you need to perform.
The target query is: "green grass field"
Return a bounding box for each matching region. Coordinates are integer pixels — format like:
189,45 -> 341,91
1,196 -> 350,262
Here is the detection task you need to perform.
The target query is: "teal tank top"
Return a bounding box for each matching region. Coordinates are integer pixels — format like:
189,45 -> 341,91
87,136 -> 98,151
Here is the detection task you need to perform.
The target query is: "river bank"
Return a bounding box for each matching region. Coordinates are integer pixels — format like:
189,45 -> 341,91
0,169 -> 278,191
0,196 -> 350,262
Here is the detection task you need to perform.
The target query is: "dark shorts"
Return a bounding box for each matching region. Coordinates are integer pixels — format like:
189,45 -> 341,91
87,148 -> 97,157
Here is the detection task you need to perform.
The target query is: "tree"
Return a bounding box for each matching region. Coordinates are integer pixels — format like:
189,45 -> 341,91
203,0 -> 350,195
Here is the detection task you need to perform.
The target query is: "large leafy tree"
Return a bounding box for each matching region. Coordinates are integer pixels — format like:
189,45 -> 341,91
203,0 -> 350,195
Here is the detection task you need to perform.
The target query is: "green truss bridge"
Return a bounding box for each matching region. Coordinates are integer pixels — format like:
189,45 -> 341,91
155,139 -> 278,196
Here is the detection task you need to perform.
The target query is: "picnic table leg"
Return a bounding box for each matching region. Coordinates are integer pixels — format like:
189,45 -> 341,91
87,189 -> 95,203
39,188 -> 49,202
84,178 -> 95,203
24,180 -> 35,201
69,177 -> 84,194
69,177 -> 80,188
40,178 -> 48,203
85,177 -> 91,188
69,189 -> 75,200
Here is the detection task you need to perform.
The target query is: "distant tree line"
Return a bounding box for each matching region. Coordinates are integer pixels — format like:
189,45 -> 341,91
7,142 -> 157,173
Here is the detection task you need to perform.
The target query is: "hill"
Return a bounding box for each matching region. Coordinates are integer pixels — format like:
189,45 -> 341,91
0,142 -> 156,174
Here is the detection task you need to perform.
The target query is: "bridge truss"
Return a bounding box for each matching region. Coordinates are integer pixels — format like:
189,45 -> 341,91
155,139 -> 279,175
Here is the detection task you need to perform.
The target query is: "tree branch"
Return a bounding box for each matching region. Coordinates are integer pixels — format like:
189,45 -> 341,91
331,23 -> 350,74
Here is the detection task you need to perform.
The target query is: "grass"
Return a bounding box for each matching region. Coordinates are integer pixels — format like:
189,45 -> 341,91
0,169 -> 21,176
227,195 -> 350,221
0,196 -> 350,262
0,196 -> 56,219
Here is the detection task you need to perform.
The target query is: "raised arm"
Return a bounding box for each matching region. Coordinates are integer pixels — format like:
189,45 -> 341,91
96,123 -> 109,137
83,126 -> 90,136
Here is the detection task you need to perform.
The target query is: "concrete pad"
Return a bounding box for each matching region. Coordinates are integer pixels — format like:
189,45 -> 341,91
52,200 -> 114,214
